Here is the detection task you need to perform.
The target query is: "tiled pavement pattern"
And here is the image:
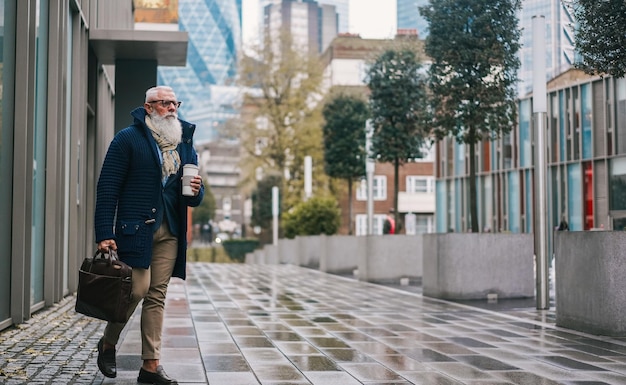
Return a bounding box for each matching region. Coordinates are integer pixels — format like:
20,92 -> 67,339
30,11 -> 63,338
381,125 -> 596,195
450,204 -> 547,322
2,263 -> 626,384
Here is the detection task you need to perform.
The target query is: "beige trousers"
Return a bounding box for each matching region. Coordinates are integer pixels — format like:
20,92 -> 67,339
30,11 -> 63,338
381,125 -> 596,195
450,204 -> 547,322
103,221 -> 178,360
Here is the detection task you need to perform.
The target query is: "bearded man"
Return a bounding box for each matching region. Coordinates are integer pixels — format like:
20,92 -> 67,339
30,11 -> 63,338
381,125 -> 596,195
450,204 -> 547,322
94,86 -> 204,385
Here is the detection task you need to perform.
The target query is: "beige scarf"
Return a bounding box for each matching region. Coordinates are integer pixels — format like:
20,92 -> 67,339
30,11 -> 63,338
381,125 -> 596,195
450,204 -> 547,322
145,115 -> 181,183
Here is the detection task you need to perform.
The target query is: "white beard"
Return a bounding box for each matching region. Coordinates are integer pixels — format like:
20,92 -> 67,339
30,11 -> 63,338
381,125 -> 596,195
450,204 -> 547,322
150,112 -> 182,145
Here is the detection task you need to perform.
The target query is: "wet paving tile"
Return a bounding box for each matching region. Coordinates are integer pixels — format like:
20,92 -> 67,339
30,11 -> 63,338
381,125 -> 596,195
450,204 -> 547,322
289,355 -> 340,371
206,371 -> 260,384
276,341 -> 322,355
420,342 -> 479,355
348,341 -> 401,355
227,326 -> 266,336
537,355 -> 609,371
264,331 -> 304,341
401,347 -> 457,362
426,361 -> 500,380
308,337 -> 351,348
241,347 -> 287,362
199,341 -> 241,355
322,348 -> 376,362
449,337 -> 498,348
251,363 -> 308,382
370,354 -> 429,371
398,370 -> 465,384
234,336 -> 275,348
303,371 -> 363,385
454,355 -> 519,370
340,362 -> 405,381
494,371 -> 563,384
202,354 -> 251,371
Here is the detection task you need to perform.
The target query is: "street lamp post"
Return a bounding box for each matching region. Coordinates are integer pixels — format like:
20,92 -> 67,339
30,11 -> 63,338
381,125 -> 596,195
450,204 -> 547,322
532,15 -> 550,310
366,120 -> 375,235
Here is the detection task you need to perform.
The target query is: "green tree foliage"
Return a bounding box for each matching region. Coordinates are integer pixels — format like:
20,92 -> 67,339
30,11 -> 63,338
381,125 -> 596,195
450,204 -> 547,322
322,94 -> 369,234
251,174 -> 282,231
191,183 -> 216,225
569,0 -> 626,77
238,30 -> 329,211
366,43 -> 429,227
282,196 -> 341,239
421,0 -> 521,232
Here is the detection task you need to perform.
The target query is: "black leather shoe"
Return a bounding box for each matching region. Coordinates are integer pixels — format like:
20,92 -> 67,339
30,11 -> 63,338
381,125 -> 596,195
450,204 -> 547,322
96,337 -> 116,378
137,365 -> 178,385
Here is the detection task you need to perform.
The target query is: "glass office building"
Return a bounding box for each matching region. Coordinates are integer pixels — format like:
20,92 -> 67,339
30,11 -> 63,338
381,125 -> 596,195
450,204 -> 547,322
396,0 -> 429,37
518,0 -> 575,96
157,0 -> 243,142
435,70 -> 626,234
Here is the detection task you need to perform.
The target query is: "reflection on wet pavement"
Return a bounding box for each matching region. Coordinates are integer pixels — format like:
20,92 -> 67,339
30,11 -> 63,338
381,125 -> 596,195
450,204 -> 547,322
105,263 -> 626,384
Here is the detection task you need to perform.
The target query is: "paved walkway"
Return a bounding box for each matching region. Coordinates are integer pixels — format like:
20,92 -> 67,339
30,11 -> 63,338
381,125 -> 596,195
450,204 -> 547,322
1,263 -> 626,384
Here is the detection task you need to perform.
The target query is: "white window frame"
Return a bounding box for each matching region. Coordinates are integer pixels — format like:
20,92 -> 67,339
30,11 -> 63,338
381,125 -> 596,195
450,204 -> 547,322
355,214 -> 388,235
406,176 -> 435,194
356,176 -> 387,201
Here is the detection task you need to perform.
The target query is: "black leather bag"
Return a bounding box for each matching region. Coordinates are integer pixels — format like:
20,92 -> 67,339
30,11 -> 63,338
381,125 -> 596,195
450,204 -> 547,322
75,250 -> 132,323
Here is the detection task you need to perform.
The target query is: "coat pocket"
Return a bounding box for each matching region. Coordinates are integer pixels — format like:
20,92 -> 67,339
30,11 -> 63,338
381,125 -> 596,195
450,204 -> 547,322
116,220 -> 150,258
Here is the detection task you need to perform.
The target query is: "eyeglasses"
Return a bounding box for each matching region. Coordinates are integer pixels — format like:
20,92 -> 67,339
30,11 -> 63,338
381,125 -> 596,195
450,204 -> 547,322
147,100 -> 182,108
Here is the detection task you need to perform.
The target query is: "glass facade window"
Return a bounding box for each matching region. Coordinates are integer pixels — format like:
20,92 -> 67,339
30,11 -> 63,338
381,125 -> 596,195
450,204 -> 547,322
559,90 -> 567,161
567,163 -> 582,230
508,171 -> 520,233
581,84 -> 592,159
435,180 -> 446,232
573,87 -> 580,160
454,141 -> 464,176
616,78 -> 626,154
519,99 -> 531,167
610,157 -> 626,211
503,133 -> 513,169
31,0 -> 48,307
0,0 -> 10,321
454,179 -> 461,230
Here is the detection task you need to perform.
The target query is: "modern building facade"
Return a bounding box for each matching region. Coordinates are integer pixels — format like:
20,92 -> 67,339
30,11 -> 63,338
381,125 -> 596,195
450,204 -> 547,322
156,0 -> 243,142
435,69 -> 626,235
0,0 -> 187,330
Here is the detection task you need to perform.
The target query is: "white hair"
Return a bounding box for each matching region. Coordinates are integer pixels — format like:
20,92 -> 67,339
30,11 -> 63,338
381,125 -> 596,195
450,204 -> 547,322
145,86 -> 175,102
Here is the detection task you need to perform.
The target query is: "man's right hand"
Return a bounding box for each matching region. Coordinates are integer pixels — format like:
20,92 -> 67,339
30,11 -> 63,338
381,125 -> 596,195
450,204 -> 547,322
98,239 -> 117,253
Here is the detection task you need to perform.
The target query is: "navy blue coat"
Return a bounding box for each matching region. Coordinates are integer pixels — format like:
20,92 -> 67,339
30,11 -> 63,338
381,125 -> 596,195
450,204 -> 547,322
94,107 -> 204,280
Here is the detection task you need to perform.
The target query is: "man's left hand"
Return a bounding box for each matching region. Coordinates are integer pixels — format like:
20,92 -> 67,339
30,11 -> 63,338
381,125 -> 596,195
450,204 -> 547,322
190,175 -> 203,196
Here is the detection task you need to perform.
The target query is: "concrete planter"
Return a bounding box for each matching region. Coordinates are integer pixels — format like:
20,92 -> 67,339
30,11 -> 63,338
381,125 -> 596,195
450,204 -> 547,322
357,235 -> 422,282
555,231 -> 626,337
422,233 -> 534,300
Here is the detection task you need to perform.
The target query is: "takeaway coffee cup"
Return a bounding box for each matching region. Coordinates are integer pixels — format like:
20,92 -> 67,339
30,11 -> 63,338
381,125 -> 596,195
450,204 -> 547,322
182,164 -> 199,196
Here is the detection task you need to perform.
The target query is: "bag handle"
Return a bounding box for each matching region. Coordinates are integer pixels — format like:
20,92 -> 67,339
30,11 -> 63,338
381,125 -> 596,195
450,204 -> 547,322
90,249 -> 123,271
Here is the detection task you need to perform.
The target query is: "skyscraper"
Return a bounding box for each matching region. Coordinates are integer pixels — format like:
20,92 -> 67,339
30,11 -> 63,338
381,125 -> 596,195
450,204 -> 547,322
264,0 -> 338,54
155,0 -> 243,141
517,0 -> 575,96
260,0 -> 348,33
396,0 -> 429,37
